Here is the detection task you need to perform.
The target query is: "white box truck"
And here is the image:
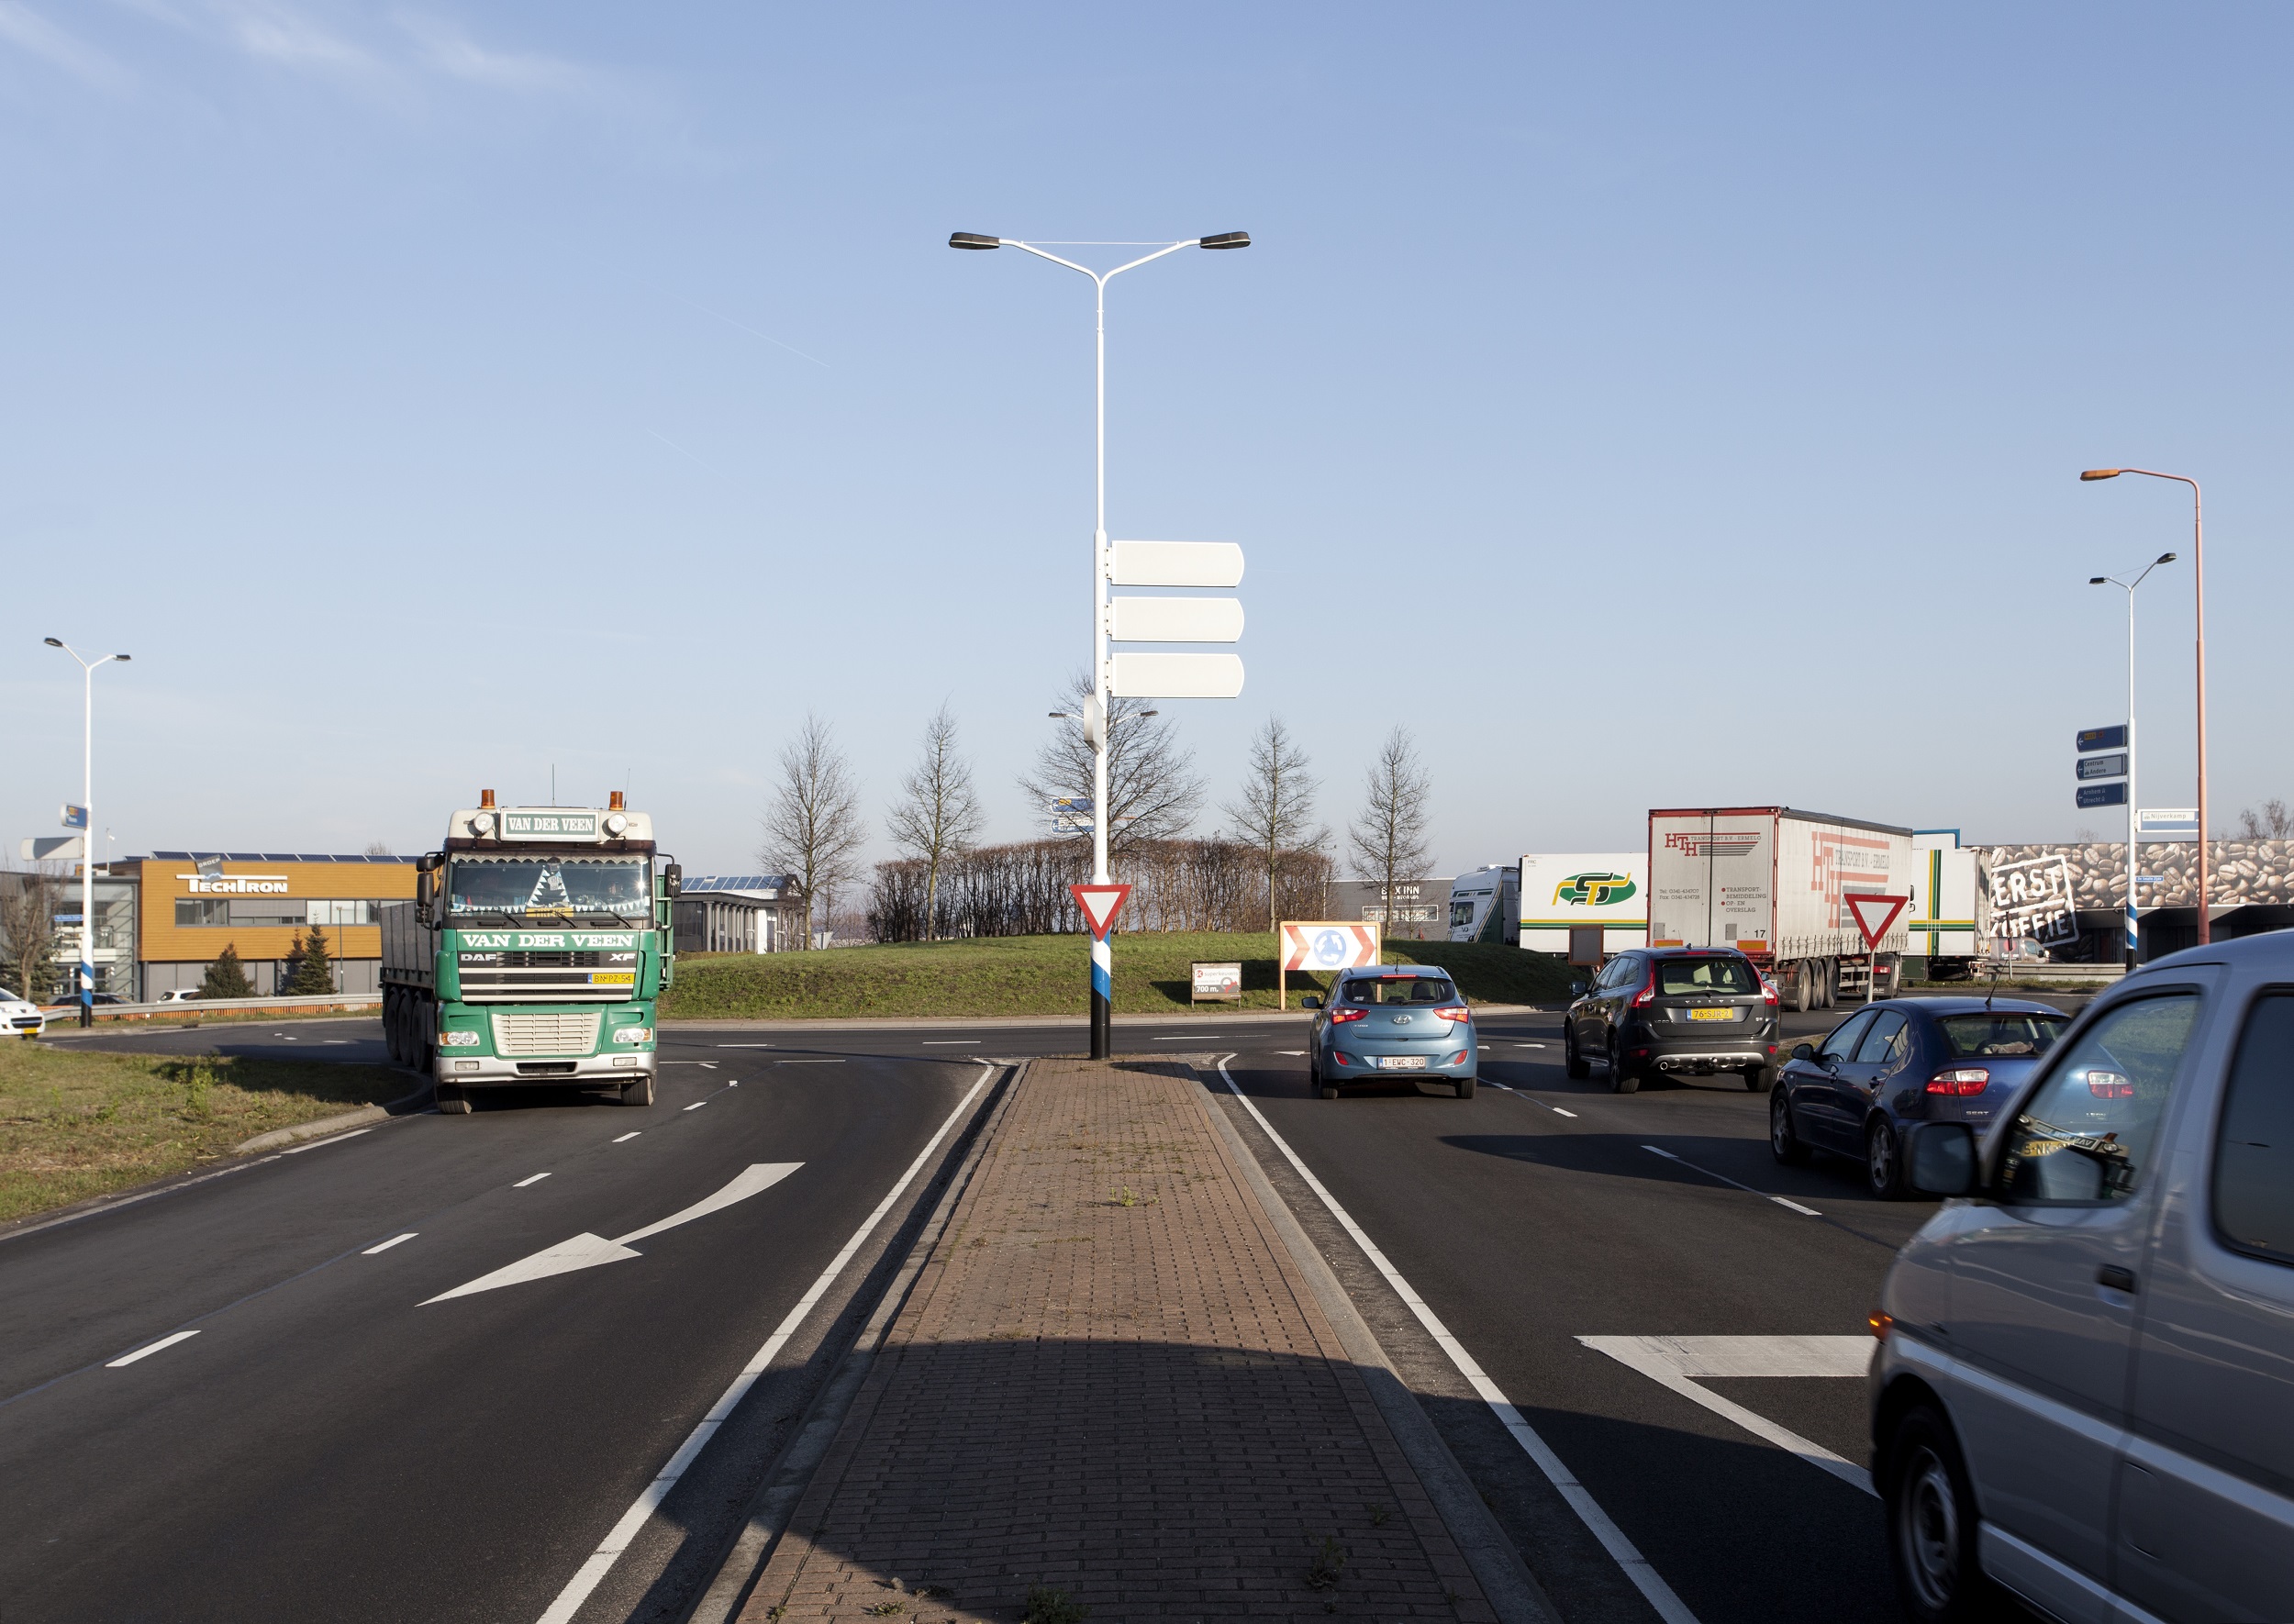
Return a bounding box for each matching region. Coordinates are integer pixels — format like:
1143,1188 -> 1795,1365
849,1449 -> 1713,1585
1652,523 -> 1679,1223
1906,829 -> 1988,980
1647,806 -> 1915,1011
1518,853 -> 1649,958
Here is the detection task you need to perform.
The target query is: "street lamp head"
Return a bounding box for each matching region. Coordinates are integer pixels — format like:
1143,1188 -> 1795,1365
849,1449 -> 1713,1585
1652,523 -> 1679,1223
2080,469 -> 2122,482
114,654 -> 131,662
2158,551 -> 2178,564
949,232 -> 1001,250
2089,577 -> 2109,585
1197,231 -> 1251,250
43,637 -> 63,648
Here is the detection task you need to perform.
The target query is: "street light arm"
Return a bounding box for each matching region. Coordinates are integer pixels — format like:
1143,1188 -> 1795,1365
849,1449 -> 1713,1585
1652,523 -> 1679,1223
997,240 -> 1108,282
1100,240 -> 1196,282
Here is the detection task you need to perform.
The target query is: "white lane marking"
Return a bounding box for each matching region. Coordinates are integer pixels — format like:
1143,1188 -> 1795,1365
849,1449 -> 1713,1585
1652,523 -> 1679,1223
282,1128 -> 373,1154
611,1132 -> 641,1144
921,1040 -> 978,1046
107,1330 -> 200,1368
321,1040 -> 351,1045
532,1065 -> 994,1624
1215,1057 -> 1703,1624
1277,1050 -> 1307,1056
1516,1042 -> 1549,1048
718,1042 -> 774,1048
514,1173 -> 552,1187
425,1163 -> 807,1304
661,1061 -> 712,1066
1643,1145 -> 1819,1215
774,1059 -> 844,1064
683,1101 -> 707,1112
363,1232 -> 418,1255
1578,1335 -> 1875,1496
1553,1107 -> 1579,1118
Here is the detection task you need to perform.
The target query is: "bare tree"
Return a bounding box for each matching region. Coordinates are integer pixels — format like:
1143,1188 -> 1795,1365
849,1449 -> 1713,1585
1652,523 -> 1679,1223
759,714 -> 869,951
1019,672 -> 1204,858
362,840 -> 394,857
1348,727 -> 1433,943
2235,798 -> 2292,839
885,704 -> 986,940
0,867 -> 61,1000
1223,716 -> 1327,930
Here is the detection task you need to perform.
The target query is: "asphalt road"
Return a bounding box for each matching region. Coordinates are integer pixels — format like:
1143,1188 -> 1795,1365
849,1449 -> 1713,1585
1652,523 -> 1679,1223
29,993 -> 2089,1624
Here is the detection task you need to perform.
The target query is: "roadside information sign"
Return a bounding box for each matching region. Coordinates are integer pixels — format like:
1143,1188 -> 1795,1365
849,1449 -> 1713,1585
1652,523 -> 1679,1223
2138,808 -> 2199,840
60,804 -> 87,829
1191,962 -> 1242,1004
2077,753 -> 2130,781
1276,920 -> 1382,1010
2077,725 -> 2130,752
1069,884 -> 1131,940
2077,783 -> 2130,809
1845,894 -> 1910,950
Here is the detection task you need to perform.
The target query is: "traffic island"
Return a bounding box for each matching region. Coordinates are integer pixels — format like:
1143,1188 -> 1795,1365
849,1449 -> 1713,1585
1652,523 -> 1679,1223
734,1056 -> 1496,1622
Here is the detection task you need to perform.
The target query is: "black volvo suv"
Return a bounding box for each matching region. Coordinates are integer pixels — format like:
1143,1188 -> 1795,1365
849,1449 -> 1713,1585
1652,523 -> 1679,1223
1564,946 -> 1781,1093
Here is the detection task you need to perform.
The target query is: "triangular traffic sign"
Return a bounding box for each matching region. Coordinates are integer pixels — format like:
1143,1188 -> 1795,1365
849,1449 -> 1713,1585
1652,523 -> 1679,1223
1845,894 -> 1910,951
1070,884 -> 1132,940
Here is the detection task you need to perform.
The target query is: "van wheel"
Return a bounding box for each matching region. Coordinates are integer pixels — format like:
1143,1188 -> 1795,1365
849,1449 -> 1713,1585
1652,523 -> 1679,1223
1608,1034 -> 1639,1095
1565,1025 -> 1590,1079
1884,1403 -> 1993,1624
435,1084 -> 472,1116
1771,1087 -> 1810,1164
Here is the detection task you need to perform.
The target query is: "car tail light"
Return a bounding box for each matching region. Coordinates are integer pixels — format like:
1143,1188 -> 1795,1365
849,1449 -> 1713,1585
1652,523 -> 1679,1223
1330,1007 -> 1367,1025
2087,1068 -> 2133,1098
1433,1006 -> 1471,1022
1926,1068 -> 1989,1096
1631,965 -> 1659,1007
1333,1051 -> 1354,1066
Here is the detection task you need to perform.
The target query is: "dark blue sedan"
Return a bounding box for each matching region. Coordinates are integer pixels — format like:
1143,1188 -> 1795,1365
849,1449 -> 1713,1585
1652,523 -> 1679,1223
1769,996 -> 2070,1197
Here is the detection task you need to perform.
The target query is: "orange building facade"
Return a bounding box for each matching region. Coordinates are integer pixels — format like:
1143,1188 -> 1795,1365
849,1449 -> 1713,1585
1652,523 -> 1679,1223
130,852 -> 420,997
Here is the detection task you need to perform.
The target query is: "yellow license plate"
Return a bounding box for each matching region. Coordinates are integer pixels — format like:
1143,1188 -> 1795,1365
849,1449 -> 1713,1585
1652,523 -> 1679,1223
589,972 -> 636,984
1689,1007 -> 1734,1021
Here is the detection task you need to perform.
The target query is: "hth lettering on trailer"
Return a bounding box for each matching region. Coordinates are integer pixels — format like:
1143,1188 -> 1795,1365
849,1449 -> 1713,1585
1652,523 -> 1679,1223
1647,806 -> 1914,1013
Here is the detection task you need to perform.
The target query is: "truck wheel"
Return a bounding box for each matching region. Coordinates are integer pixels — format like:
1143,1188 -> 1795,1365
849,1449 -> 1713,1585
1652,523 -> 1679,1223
1786,962 -> 1810,1014
1819,959 -> 1836,1008
436,1083 -> 472,1116
1608,1033 -> 1639,1095
1883,1403 -> 1991,1624
620,1073 -> 654,1107
1565,1025 -> 1590,1079
1454,1073 -> 1476,1099
1771,1087 -> 1810,1164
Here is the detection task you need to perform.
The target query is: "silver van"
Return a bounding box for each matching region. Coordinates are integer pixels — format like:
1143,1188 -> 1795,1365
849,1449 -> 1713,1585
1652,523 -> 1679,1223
1872,933 -> 2294,1623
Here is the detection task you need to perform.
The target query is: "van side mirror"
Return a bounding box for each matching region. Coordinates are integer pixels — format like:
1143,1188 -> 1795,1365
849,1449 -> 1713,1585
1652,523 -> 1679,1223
1570,981 -> 1587,998
1301,995 -> 1321,1010
1907,1122 -> 1978,1197
1791,1042 -> 1814,1062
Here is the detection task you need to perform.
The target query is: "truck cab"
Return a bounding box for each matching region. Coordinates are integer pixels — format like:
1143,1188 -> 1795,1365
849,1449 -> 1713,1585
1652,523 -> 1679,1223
380,793 -> 675,1114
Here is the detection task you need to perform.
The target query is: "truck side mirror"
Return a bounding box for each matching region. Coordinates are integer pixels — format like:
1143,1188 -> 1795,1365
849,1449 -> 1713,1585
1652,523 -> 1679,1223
663,862 -> 682,898
1906,1122 -> 1978,1197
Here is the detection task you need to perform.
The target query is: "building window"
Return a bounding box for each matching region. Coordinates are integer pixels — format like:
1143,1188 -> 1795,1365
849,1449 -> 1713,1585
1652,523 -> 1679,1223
176,899 -> 230,926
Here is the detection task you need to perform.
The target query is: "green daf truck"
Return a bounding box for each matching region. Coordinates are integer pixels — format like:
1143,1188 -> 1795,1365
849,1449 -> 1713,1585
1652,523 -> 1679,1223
380,793 -> 678,1114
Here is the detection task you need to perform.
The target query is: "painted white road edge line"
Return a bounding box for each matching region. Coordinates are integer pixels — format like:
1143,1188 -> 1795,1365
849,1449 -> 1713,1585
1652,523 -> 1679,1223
1577,1336 -> 1875,1497
282,1128 -> 373,1155
1214,1057 -> 1704,1624
531,1062 -> 995,1624
514,1173 -> 552,1188
1643,1144 -> 1819,1215
363,1232 -> 418,1255
106,1329 -> 200,1368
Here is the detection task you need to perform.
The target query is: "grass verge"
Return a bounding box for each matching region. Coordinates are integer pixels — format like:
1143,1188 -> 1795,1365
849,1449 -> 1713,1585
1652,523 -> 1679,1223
0,1040 -> 407,1226
662,932 -> 1578,1020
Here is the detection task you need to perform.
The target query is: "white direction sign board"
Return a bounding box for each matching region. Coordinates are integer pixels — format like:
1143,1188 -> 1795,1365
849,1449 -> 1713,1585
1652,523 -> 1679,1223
1110,651 -> 1245,698
1108,597 -> 1243,642
1109,540 -> 1243,587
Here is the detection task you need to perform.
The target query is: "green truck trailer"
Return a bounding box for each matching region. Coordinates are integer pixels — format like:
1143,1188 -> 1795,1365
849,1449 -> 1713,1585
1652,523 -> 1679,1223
380,793 -> 679,1114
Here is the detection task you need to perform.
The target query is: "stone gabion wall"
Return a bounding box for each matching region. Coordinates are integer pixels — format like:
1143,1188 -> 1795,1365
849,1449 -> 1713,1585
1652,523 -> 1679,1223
1975,840 -> 2294,911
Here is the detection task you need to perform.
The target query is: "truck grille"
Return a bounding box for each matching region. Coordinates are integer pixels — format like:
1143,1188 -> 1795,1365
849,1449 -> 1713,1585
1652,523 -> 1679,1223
491,1012 -> 602,1057
459,951 -> 632,1002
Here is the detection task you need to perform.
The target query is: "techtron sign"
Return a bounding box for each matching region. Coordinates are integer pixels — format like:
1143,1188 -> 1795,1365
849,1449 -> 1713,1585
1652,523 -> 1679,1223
179,873 -> 290,895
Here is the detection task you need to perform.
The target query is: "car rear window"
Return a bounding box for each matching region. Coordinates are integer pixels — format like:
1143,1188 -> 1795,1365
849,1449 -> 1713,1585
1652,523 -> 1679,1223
1938,1013 -> 2066,1058
1655,957 -> 1756,996
1343,976 -> 1458,1005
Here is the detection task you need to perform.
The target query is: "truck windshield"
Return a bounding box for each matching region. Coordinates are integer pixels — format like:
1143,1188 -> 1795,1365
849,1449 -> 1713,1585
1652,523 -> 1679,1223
450,857 -> 651,919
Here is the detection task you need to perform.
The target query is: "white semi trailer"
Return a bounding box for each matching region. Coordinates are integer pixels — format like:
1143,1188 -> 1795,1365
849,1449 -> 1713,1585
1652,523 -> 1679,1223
1647,806 -> 1915,1012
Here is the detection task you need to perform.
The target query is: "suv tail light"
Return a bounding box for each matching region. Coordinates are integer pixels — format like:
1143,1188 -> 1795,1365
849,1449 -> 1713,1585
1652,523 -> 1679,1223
1330,1006 -> 1367,1025
2086,1068 -> 2133,1098
1433,1006 -> 1471,1022
1926,1068 -> 1989,1096
1761,978 -> 1779,1008
1631,965 -> 1659,1007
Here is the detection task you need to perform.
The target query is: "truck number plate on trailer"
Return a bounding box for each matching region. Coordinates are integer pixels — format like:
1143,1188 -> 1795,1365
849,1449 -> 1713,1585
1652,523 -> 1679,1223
589,972 -> 636,984
1379,1055 -> 1429,1070
1689,1007 -> 1735,1021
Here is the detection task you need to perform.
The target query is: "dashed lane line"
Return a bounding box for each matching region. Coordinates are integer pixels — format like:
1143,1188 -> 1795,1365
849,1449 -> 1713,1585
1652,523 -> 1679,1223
611,1132 -> 640,1144
1216,1056 -> 1704,1624
106,1330 -> 200,1368
513,1173 -> 552,1188
683,1101 -> 707,1111
362,1233 -> 418,1255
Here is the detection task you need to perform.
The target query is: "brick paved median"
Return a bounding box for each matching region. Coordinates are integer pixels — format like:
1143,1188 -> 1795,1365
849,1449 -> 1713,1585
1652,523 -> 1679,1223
738,1056 -> 1496,1622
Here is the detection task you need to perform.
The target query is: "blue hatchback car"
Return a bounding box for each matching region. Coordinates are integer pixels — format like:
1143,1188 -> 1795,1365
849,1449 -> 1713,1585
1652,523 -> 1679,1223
1302,968 -> 1476,1098
1770,996 -> 2070,1197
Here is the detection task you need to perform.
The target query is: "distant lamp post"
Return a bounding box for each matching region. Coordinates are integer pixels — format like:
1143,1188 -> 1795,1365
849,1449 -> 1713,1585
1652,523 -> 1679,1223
954,228 -> 1249,1057
42,639 -> 132,1025
2089,553 -> 2177,968
2082,468 -> 2209,943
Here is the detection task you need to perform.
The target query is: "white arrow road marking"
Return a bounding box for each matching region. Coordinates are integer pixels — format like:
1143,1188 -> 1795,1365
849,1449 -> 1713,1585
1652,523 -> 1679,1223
422,1163 -> 803,1305
1578,1335 -> 1875,1496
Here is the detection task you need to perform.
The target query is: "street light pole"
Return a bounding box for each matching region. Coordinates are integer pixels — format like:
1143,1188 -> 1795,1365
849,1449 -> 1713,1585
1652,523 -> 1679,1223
42,639 -> 131,1026
2082,469 -> 2209,943
2090,554 -> 2176,969
952,228 -> 1249,1057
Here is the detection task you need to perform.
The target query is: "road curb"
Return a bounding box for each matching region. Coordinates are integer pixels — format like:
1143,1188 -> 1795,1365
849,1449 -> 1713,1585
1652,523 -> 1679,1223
228,1082 -> 434,1156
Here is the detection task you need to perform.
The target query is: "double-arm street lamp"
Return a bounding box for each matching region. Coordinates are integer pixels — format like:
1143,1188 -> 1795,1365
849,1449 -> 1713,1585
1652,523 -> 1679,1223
953,228 -> 1249,1057
2088,554 -> 2177,968
2081,468 -> 2209,943
42,638 -> 132,1026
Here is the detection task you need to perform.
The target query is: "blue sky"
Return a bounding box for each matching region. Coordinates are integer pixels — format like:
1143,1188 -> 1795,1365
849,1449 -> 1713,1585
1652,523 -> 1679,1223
6,3 -> 2290,878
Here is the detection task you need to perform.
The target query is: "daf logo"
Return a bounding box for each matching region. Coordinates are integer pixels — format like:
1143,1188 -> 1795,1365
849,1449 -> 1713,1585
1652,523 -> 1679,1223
1394,1014 -> 1412,1024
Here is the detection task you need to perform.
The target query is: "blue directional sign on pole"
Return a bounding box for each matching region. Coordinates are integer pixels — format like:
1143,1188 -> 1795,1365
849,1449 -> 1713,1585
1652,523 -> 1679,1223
2077,753 -> 2130,781
2077,783 -> 2130,810
2077,726 -> 2129,753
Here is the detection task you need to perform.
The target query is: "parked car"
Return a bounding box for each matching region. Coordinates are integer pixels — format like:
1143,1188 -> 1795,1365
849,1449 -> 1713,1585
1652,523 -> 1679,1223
1,987 -> 45,1039
1302,968 -> 1476,1098
1871,934 -> 2294,1624
1769,996 -> 2069,1197
1562,946 -> 1780,1093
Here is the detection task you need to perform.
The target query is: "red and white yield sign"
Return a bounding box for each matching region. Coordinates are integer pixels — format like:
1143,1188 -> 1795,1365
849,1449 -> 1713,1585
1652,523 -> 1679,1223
1070,884 -> 1132,940
1845,894 -> 1911,951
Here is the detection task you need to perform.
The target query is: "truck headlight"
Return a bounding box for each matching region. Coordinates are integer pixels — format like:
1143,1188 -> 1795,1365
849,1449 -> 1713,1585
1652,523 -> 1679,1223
613,1027 -> 652,1044
440,1030 -> 481,1047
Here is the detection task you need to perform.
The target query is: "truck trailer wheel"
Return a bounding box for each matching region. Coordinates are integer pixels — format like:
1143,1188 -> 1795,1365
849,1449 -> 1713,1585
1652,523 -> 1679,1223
620,1073 -> 655,1107
436,1083 -> 472,1116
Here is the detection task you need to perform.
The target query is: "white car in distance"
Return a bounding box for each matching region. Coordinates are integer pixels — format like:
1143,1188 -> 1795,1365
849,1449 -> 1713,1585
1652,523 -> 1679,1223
2,987 -> 47,1039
